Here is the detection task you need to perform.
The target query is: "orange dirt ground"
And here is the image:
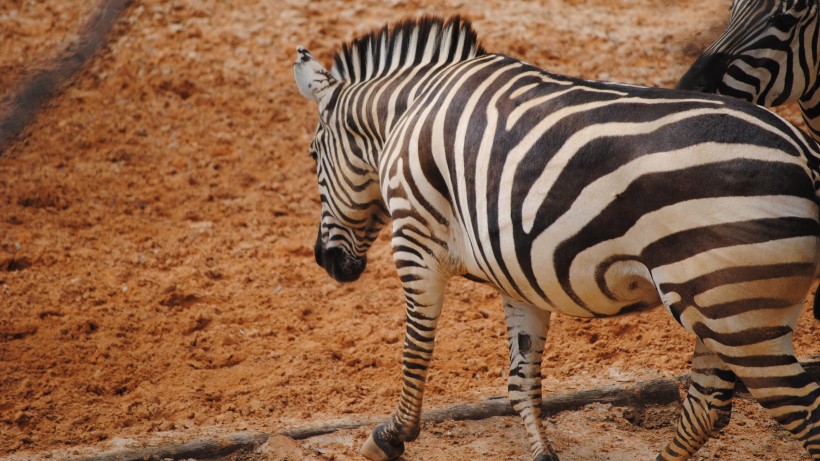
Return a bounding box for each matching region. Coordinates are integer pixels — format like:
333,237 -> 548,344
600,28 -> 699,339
1,1 -> 819,460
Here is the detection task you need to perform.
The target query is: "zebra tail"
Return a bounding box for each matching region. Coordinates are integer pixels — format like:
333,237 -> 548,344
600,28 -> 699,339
0,0 -> 135,154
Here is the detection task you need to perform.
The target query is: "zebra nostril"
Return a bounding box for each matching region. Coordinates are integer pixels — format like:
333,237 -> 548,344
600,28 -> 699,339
321,247 -> 366,282
350,254 -> 367,277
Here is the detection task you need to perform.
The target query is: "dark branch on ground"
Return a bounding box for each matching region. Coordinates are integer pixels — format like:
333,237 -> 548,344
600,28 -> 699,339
75,431 -> 270,461
280,377 -> 682,439
0,0 -> 135,154
68,357 -> 820,460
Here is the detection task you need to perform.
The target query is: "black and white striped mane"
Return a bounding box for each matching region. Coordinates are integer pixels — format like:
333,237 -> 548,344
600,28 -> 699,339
330,16 -> 486,83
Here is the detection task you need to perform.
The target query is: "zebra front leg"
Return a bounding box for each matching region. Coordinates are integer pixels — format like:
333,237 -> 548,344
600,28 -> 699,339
360,275 -> 446,461
504,297 -> 559,461
657,338 -> 736,461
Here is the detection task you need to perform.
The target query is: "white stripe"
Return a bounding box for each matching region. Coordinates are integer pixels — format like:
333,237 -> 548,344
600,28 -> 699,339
421,23 -> 439,64
437,24 -> 453,65
365,40 -> 375,80
389,31 -> 404,73
506,84 -> 622,130
653,237 -> 817,286
404,28 -> 419,70
376,33 -> 388,76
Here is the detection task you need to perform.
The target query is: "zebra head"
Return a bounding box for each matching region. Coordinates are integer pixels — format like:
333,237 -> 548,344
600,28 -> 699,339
294,47 -> 386,283
677,0 -> 819,106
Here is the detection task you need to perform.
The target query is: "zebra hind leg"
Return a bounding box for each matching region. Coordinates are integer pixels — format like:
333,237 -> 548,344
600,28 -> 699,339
503,298 -> 559,461
712,321 -> 820,460
657,339 -> 736,461
667,301 -> 820,459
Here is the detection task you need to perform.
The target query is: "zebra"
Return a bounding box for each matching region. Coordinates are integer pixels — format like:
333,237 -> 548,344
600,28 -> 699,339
293,16 -> 820,461
677,0 -> 820,139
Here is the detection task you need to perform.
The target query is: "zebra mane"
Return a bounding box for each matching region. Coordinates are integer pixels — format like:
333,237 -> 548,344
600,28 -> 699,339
330,15 -> 486,83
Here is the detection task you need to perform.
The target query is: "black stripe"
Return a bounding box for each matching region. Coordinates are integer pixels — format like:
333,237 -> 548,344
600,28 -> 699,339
659,263 -> 815,302
691,367 -> 737,384
742,372 -> 817,391
700,297 -> 796,320
644,217 -> 819,268
715,353 -> 798,368
692,323 -> 792,347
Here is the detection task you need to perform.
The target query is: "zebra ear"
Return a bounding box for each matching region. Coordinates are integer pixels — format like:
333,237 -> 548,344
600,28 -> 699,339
293,46 -> 337,101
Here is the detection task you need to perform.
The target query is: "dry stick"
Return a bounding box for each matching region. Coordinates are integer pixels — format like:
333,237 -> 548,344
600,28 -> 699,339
73,377 -> 682,461
280,377 -> 682,439
71,358 -> 820,460
0,0 -> 135,153
281,356 -> 820,440
75,431 -> 270,461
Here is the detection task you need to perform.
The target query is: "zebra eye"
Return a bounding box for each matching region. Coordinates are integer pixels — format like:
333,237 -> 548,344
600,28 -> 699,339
309,149 -> 318,161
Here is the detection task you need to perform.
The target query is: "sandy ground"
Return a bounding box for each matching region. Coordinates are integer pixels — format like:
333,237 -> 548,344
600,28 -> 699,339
1,0 -> 818,460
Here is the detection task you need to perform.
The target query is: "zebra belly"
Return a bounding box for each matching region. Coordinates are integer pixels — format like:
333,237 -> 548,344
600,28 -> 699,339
459,229 -> 661,318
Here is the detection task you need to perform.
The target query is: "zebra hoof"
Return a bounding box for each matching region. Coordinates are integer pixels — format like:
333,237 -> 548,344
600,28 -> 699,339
534,447 -> 560,461
360,429 -> 405,461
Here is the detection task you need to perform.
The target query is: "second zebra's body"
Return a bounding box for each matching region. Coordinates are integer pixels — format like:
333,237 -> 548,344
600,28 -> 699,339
677,0 -> 820,139
294,17 -> 820,461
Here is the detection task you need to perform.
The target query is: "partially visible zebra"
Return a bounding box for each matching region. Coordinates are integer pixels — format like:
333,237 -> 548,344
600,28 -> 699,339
294,16 -> 820,461
677,0 -> 820,139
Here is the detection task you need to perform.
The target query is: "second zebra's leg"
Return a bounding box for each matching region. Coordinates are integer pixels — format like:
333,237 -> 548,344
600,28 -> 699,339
360,273 -> 446,461
657,338 -> 736,461
798,79 -> 820,141
503,297 -> 559,461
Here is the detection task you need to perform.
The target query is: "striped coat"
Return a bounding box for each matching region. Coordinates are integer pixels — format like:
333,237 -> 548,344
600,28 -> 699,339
294,16 -> 820,461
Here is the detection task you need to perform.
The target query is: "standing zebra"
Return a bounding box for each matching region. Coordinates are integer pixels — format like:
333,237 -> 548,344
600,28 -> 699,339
677,0 -> 820,139
294,16 -> 820,461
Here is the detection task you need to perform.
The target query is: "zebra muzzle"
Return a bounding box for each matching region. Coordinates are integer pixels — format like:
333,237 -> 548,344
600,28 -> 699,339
676,52 -> 733,94
315,244 -> 367,283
